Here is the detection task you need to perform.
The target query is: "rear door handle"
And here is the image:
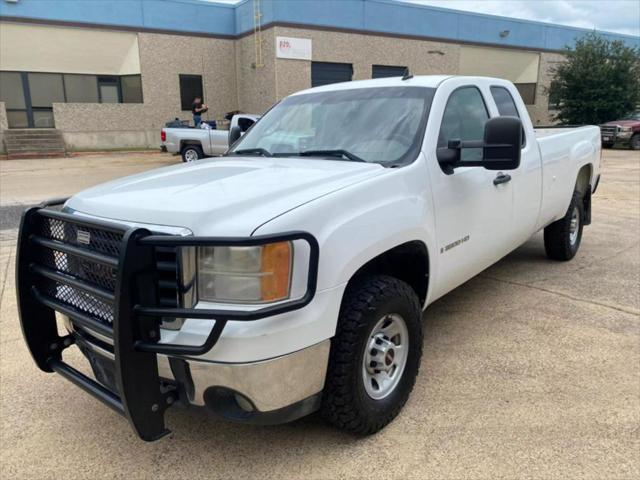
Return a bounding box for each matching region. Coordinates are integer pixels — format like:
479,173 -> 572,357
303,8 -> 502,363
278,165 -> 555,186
493,173 -> 511,186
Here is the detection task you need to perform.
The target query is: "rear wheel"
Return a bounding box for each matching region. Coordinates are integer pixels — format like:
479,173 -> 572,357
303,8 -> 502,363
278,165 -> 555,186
181,145 -> 204,162
630,134 -> 640,151
321,275 -> 423,435
544,189 -> 584,261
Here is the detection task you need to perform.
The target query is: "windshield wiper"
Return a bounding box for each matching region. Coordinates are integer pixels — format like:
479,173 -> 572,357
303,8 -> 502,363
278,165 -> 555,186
297,149 -> 367,163
230,148 -> 272,157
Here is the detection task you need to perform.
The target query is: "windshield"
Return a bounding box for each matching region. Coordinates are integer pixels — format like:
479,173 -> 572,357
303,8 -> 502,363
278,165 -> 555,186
621,111 -> 640,120
229,86 -> 435,165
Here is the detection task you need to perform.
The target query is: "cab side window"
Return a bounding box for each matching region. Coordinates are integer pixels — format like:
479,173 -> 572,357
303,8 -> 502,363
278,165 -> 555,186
438,87 -> 489,163
238,117 -> 255,132
490,86 -> 525,147
490,86 -> 520,117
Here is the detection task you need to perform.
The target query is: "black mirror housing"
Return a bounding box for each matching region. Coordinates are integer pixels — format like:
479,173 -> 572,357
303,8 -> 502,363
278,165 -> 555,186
228,126 -> 242,146
482,116 -> 522,171
436,116 -> 522,174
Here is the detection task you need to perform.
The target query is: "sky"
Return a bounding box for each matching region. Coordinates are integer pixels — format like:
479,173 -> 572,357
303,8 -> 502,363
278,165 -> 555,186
404,0 -> 640,36
205,0 -> 640,37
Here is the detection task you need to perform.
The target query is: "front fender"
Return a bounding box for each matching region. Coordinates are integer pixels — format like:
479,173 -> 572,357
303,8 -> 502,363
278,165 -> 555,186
253,159 -> 438,304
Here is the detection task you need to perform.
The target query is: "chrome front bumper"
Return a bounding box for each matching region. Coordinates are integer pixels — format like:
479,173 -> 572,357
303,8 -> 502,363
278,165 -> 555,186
67,315 -> 330,418
601,127 -> 633,142
617,131 -> 633,139
181,340 -> 330,412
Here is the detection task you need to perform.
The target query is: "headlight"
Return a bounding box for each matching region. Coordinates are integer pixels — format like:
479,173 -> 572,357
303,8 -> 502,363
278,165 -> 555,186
197,242 -> 292,303
620,126 -> 632,132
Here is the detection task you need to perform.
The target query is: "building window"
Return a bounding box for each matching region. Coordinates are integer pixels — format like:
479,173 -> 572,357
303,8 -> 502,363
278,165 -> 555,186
548,80 -> 561,111
0,71 -> 28,128
121,75 -> 143,103
28,73 -> 65,107
65,74 -> 142,104
1,70 -> 143,128
514,83 -> 536,105
0,71 -> 26,109
311,62 -> 353,87
6,111 -> 29,129
372,65 -> 407,79
26,73 -> 64,128
64,74 -> 99,103
179,74 -> 203,111
98,76 -> 121,103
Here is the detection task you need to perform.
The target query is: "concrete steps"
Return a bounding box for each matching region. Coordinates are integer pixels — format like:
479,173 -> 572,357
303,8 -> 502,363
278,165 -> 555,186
3,129 -> 67,160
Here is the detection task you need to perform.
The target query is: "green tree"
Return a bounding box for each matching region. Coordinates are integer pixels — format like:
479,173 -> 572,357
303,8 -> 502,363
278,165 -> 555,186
550,32 -> 640,125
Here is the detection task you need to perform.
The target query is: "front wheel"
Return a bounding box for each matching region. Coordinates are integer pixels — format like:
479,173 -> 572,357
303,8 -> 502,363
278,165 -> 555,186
630,134 -> 640,151
602,142 -> 614,149
181,145 -> 204,162
544,189 -> 584,261
321,275 -> 423,435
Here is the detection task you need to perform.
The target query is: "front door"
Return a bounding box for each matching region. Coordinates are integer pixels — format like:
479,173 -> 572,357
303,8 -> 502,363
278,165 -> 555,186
426,84 -> 516,299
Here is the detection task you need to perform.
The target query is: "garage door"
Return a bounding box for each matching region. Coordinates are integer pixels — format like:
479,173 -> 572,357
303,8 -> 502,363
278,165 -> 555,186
372,65 -> 407,79
311,62 -> 353,87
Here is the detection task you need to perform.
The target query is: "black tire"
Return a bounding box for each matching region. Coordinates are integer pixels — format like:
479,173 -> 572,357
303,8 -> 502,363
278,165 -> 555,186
181,144 -> 204,162
321,275 -> 423,435
602,142 -> 614,149
630,134 -> 640,151
544,189 -> 584,261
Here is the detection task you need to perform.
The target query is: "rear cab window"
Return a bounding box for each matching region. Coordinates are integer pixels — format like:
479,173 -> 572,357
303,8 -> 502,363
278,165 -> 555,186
490,86 -> 526,147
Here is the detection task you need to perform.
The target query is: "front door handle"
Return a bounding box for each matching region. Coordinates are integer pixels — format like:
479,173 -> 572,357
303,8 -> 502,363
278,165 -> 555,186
493,173 -> 511,186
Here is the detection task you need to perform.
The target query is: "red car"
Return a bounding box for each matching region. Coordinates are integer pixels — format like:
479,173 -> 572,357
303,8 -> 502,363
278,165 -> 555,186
600,111 -> 640,150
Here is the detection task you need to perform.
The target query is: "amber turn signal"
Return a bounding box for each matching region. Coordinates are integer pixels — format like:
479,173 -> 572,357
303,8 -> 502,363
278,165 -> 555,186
260,241 -> 292,302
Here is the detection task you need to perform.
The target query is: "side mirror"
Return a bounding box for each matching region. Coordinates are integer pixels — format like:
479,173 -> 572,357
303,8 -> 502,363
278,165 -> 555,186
482,116 -> 522,171
228,126 -> 242,146
436,116 -> 522,174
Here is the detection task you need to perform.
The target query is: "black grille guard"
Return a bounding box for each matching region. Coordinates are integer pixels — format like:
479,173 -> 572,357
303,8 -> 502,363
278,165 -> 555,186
16,199 -> 319,441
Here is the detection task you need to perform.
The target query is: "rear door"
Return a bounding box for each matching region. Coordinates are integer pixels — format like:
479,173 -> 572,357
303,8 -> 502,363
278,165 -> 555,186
488,84 -> 542,243
208,130 -> 228,156
425,80 -> 516,298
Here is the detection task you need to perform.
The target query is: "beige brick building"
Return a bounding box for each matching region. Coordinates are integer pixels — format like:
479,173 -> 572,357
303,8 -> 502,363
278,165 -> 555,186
1,0 -> 637,153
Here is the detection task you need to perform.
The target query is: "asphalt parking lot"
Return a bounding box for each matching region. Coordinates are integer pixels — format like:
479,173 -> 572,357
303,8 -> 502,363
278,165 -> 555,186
0,149 -> 638,479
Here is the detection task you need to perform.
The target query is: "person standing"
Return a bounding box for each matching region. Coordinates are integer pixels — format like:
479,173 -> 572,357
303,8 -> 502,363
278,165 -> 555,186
192,96 -> 208,127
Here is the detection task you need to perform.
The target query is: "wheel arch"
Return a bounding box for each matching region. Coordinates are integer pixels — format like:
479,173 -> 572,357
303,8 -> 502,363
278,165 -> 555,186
575,163 -> 593,196
343,240 -> 430,307
180,140 -> 203,151
574,163 -> 594,225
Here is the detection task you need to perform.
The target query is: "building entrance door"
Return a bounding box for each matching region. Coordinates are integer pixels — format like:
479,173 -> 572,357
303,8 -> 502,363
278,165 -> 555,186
0,71 -> 59,128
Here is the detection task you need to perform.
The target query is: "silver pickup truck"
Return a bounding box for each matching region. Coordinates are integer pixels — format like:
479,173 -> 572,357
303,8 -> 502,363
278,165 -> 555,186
161,114 -> 259,162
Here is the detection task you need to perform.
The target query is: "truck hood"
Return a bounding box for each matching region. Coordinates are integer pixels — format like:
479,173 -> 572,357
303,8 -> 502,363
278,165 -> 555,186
67,157 -> 385,235
602,120 -> 640,127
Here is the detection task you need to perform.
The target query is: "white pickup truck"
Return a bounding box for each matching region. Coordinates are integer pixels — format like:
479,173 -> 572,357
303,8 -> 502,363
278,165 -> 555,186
161,114 -> 259,162
17,75 -> 600,441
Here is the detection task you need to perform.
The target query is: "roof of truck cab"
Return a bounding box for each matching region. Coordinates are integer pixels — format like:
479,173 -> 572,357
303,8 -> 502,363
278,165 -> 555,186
291,75 -> 454,96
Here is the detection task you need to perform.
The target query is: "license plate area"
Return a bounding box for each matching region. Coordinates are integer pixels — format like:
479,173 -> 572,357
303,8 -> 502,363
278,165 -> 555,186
77,341 -> 118,392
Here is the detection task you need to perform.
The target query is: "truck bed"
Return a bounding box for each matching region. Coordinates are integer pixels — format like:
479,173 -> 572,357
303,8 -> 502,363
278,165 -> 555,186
534,125 -> 600,228
534,126 -> 587,138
